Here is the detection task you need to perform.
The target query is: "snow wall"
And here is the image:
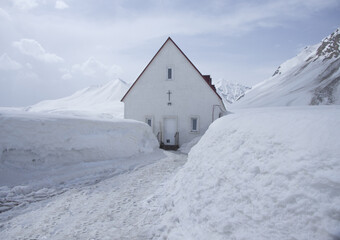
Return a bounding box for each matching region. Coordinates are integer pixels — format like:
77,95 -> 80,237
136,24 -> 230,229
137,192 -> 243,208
150,106 -> 340,240
0,110 -> 159,168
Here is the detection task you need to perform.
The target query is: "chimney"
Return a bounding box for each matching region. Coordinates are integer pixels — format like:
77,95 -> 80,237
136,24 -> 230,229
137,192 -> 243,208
203,75 -> 212,85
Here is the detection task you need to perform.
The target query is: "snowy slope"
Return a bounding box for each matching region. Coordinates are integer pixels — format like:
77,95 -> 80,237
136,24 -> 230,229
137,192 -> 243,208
149,106 -> 340,240
214,79 -> 251,105
234,28 -> 340,108
26,78 -> 129,119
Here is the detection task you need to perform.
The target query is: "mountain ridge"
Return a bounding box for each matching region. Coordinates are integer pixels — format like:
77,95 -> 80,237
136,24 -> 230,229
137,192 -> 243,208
234,27 -> 340,108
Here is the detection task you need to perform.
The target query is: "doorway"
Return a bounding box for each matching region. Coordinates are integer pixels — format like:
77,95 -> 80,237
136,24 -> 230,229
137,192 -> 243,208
163,117 -> 177,146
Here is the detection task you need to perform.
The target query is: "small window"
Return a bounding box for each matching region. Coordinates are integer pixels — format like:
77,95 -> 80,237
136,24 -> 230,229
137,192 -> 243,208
145,117 -> 152,127
191,117 -> 198,132
167,68 -> 172,80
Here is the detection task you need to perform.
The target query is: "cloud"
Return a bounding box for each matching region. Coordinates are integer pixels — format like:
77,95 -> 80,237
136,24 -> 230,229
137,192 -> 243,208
61,72 -> 72,80
1,0 -> 339,107
0,53 -> 22,70
217,0 -> 340,33
12,39 -> 64,63
12,0 -> 39,11
152,0 -> 337,37
71,57 -> 122,78
58,57 -> 122,91
55,0 -> 69,10
116,0 -> 340,38
0,8 -> 11,21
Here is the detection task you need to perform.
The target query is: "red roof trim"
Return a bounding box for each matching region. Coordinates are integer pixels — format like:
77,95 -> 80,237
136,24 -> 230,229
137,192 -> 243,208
121,37 -> 222,102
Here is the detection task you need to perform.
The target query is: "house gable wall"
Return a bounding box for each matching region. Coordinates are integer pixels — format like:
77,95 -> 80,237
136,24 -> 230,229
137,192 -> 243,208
123,39 -> 225,145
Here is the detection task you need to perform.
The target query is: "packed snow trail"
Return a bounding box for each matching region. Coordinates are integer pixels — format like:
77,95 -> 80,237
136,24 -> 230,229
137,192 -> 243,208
0,151 -> 165,219
0,151 -> 187,240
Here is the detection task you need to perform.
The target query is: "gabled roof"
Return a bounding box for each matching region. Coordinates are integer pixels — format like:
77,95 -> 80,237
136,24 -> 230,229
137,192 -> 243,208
121,37 -> 222,102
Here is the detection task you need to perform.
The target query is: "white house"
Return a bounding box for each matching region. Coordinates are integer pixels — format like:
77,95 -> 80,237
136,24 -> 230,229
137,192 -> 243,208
121,37 -> 226,149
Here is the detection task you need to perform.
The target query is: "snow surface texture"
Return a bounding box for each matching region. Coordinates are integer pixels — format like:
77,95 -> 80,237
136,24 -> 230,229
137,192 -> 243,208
149,106 -> 340,240
0,150 -> 165,220
234,28 -> 340,108
26,78 -> 129,119
0,108 -> 158,171
214,79 -> 251,105
0,108 -> 159,217
178,136 -> 201,154
0,151 -> 187,239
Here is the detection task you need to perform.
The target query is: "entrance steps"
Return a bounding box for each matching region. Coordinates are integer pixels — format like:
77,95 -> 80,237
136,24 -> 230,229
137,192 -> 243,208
160,143 -> 179,151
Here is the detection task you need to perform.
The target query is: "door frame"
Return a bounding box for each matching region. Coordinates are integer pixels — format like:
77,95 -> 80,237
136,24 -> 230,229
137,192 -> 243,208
162,116 -> 178,146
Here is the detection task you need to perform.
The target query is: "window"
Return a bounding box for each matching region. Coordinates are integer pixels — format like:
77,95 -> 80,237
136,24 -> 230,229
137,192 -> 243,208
191,117 -> 199,132
167,67 -> 172,80
145,117 -> 152,127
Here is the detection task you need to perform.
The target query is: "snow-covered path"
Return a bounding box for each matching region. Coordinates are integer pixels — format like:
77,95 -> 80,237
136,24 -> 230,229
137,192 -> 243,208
0,151 -> 187,240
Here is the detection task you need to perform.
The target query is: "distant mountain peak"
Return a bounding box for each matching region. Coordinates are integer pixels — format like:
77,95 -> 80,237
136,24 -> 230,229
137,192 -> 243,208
214,79 -> 251,105
273,28 -> 340,77
26,79 -> 130,118
315,28 -> 340,61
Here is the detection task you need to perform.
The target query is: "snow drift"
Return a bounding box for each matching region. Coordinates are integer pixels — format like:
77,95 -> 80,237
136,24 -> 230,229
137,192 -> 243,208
150,106 -> 340,240
234,28 -> 340,108
178,136 -> 201,154
26,78 -> 129,119
0,109 -> 158,169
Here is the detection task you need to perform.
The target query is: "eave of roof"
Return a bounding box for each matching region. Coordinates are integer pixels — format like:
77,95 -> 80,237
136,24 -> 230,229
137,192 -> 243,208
121,37 -> 222,102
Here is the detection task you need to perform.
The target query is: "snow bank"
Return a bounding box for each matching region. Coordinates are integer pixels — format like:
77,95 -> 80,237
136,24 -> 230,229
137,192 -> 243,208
150,106 -> 340,240
0,109 -> 158,169
178,136 -> 201,154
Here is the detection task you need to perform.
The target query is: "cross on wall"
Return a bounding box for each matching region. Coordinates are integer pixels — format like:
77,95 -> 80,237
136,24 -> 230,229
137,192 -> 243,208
167,90 -> 172,101
167,90 -> 172,106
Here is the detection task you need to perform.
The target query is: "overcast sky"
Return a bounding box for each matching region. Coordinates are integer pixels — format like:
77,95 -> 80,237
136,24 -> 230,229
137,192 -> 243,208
0,0 -> 339,107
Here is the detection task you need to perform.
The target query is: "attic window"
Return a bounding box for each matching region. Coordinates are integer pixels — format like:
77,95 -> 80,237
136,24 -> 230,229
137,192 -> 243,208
190,117 -> 199,132
167,68 -> 172,80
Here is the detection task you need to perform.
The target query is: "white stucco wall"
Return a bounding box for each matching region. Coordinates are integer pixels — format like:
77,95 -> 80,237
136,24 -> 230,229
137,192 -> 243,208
123,39 -> 225,146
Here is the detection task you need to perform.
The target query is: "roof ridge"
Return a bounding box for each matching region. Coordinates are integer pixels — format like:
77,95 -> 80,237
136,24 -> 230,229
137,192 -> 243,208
121,37 -> 222,102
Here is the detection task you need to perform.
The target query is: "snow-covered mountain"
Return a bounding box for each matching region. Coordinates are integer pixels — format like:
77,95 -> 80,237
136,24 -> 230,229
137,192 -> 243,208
26,78 -> 130,119
214,79 -> 251,105
234,28 -> 340,108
